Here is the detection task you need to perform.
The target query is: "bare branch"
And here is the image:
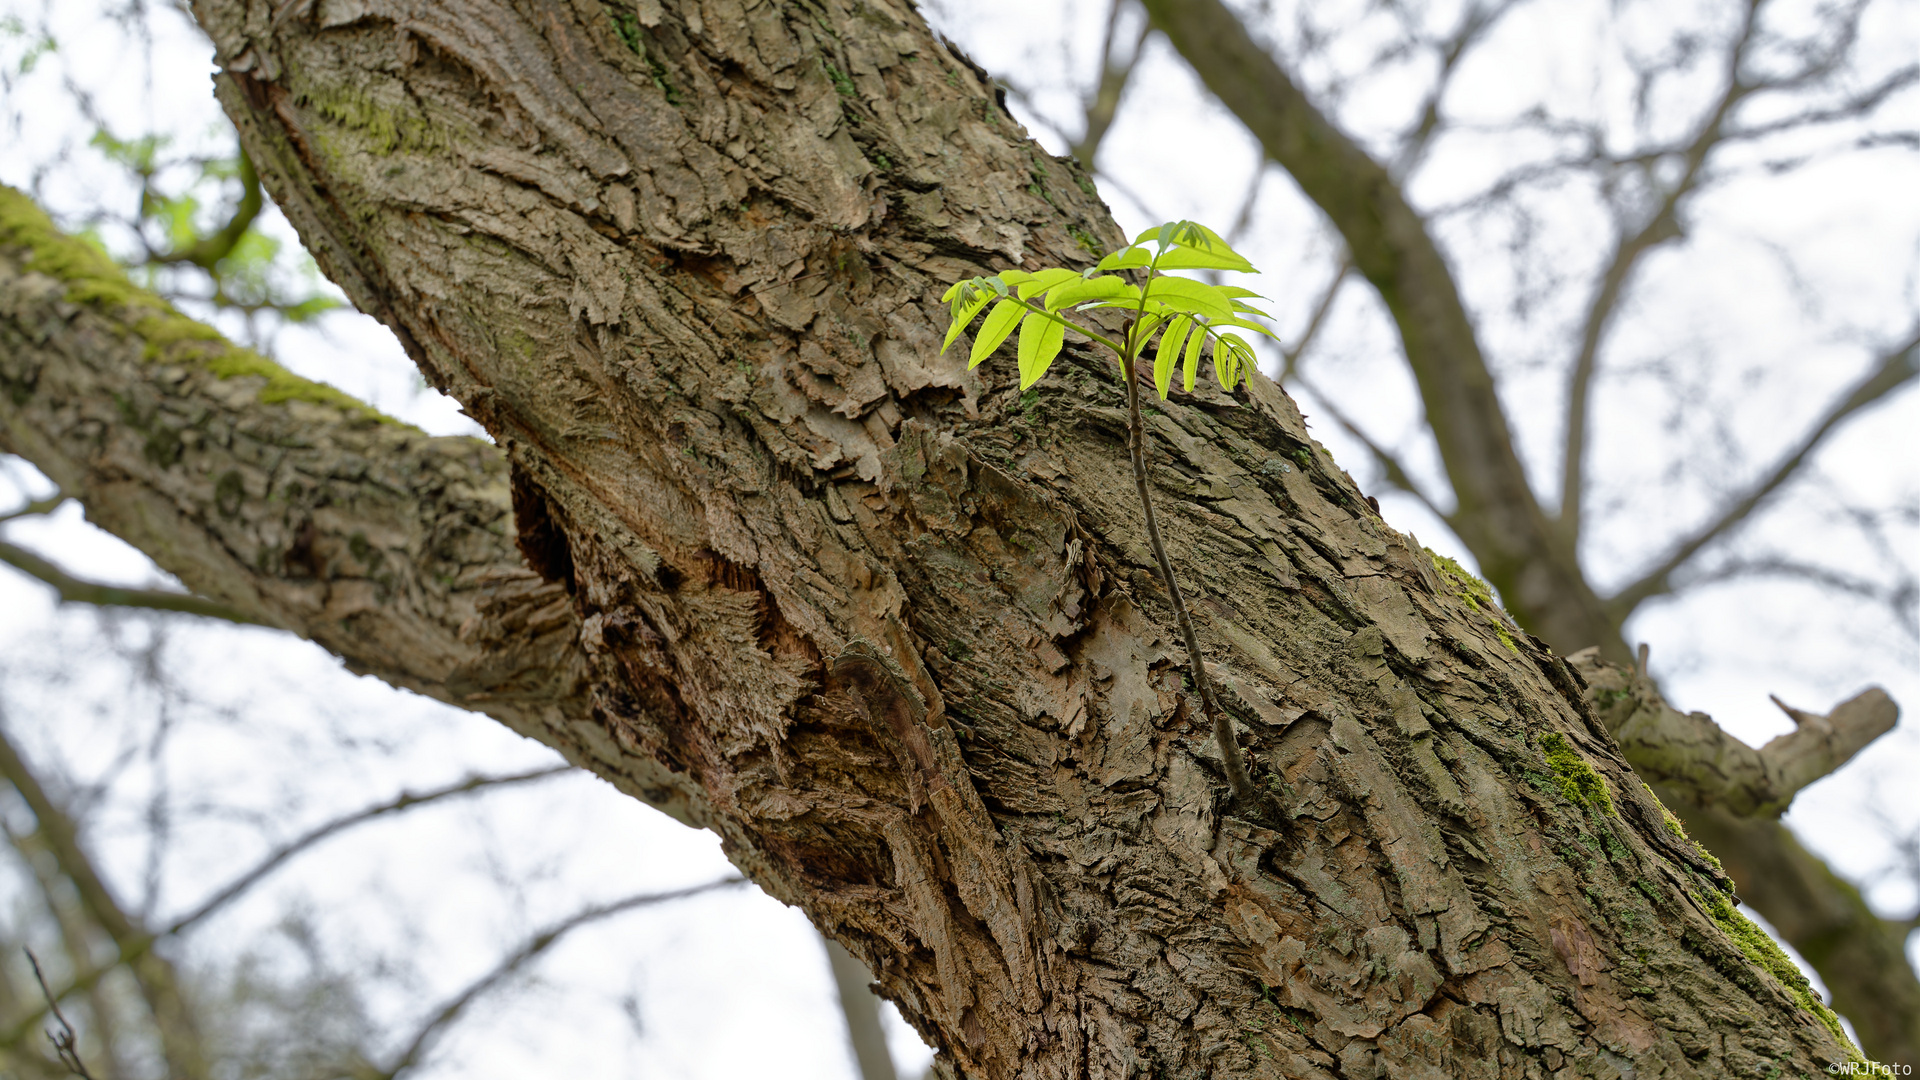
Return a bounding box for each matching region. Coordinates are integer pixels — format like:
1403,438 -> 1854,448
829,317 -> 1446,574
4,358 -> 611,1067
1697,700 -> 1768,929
25,951 -> 95,1080
376,878 -> 747,1079
1070,0 -> 1152,170
826,936 -> 899,1080
0,539 -> 267,624
1291,375 -> 1444,521
6,822 -> 136,1079
0,492 -> 66,524
1572,646 -> 1898,817
143,149 -> 264,273
0,766 -> 576,1049
0,722 -> 212,1079
1139,0 -> 1619,657
1608,333 -> 1920,619
165,765 -> 573,937
1392,0 -> 1519,177
1277,259 -> 1349,384
1561,3 -> 1764,543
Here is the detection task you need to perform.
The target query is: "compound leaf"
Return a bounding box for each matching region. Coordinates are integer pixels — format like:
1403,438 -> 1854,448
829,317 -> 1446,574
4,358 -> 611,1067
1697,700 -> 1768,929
1211,315 -> 1281,341
1153,244 -> 1256,273
1214,333 -> 1253,390
1096,246 -> 1153,271
1144,276 -> 1235,319
1183,322 -> 1207,392
942,286 -> 994,353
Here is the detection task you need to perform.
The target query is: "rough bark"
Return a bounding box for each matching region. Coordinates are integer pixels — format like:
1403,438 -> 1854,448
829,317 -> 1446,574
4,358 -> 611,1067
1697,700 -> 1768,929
1138,0 -> 1920,1059
0,0 -> 1876,1075
0,183 -> 711,833
1575,652 -> 1920,1064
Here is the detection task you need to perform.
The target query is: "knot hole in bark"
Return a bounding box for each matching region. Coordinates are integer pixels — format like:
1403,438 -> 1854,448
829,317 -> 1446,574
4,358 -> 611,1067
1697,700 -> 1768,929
510,462 -> 575,592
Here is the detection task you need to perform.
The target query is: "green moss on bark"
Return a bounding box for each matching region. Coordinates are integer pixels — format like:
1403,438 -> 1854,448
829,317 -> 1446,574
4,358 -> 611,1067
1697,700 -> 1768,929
1427,548 -> 1519,652
1702,891 -> 1864,1062
1540,731 -> 1615,816
0,184 -> 399,424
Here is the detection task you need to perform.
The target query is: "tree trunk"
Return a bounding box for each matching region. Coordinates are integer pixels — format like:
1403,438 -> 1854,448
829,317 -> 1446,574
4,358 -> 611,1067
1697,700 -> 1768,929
1139,1 -> 1920,1057
0,0 -> 1869,1073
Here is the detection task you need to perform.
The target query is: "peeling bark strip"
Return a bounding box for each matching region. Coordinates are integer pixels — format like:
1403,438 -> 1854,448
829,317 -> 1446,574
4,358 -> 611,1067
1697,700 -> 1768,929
1,0 -> 1864,1074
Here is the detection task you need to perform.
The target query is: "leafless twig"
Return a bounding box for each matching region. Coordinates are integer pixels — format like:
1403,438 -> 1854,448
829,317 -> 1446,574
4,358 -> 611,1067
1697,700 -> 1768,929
26,950 -> 95,1080
1608,332 -> 1920,618
376,878 -> 748,1078
0,539 -> 267,625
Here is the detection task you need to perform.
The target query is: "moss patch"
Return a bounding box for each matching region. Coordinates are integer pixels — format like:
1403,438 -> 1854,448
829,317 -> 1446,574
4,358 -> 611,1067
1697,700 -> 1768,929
0,184 -> 398,424
1540,731 -> 1615,816
296,83 -> 445,156
1427,549 -> 1519,652
1703,891 -> 1864,1062
1643,783 -> 1725,873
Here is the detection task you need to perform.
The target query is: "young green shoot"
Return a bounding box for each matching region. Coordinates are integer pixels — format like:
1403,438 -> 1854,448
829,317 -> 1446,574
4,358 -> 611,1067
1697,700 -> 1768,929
941,221 -> 1279,817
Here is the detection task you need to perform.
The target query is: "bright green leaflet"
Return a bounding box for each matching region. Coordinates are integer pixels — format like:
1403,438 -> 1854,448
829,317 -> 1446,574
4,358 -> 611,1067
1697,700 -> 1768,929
938,220 -> 1282,818
939,219 -> 1278,392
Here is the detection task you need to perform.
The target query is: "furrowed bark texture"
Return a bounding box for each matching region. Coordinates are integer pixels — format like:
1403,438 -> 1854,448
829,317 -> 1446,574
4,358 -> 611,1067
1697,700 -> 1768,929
0,0 -> 1867,1075
1575,654 -> 1920,1064
1139,1 -> 1920,1056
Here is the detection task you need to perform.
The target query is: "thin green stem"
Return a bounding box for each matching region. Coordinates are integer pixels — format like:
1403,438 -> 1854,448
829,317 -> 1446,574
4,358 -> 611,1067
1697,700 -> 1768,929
1115,264 -> 1261,814
1005,297 -> 1127,356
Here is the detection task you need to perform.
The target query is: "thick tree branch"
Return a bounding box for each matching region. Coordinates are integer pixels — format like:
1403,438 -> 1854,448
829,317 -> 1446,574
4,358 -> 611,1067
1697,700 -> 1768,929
1680,808 -> 1920,1066
1139,0 -> 1618,657
0,0 -> 1879,1069
1607,333 -> 1920,618
1573,647 -> 1898,818
0,185 -> 711,832
1571,648 -> 1919,1062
